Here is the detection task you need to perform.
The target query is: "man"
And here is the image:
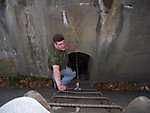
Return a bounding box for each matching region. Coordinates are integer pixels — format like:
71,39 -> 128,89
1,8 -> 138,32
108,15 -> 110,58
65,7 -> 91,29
48,34 -> 76,91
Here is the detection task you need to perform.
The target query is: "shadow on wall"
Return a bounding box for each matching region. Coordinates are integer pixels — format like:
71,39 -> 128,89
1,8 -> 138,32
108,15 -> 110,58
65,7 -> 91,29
0,0 -> 5,7
68,52 -> 91,80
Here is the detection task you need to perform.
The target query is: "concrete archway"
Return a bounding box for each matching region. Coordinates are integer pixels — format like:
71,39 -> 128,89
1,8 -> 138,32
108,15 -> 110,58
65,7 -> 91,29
68,52 -> 91,80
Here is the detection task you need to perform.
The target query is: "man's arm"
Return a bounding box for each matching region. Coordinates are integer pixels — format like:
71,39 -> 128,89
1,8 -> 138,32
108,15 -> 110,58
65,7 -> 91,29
52,65 -> 66,91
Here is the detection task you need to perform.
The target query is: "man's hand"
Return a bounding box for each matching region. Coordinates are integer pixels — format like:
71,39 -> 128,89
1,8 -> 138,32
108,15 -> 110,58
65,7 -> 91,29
57,85 -> 66,91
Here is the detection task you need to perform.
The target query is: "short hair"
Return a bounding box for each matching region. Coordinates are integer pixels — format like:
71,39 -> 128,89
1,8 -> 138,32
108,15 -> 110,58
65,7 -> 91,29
53,34 -> 64,43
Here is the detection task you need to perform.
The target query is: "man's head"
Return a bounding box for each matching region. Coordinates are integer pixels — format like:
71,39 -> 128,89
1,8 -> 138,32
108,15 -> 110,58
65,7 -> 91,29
53,34 -> 66,51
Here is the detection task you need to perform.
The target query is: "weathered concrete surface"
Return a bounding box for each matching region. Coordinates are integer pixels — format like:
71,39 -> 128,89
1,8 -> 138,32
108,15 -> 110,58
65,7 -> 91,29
5,0 -> 49,76
0,4 -> 14,58
0,97 -> 51,113
98,0 -> 150,81
24,90 -> 51,112
123,96 -> 150,113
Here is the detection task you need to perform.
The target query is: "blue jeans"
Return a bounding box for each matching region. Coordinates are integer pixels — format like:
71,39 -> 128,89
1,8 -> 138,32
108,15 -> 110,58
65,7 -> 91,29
51,67 -> 76,95
61,67 -> 76,85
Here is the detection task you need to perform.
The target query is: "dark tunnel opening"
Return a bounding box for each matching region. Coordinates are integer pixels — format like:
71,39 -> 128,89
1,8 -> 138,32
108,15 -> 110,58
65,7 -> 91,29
67,52 -> 90,80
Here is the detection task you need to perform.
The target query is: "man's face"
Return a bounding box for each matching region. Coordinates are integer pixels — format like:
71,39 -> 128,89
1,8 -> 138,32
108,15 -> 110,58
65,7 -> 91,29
54,40 -> 66,51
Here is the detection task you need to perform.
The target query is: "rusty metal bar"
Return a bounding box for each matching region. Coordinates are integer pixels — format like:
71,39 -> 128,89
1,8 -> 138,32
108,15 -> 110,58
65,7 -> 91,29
49,102 -> 123,111
60,89 -> 98,92
57,90 -> 103,96
54,95 -> 110,101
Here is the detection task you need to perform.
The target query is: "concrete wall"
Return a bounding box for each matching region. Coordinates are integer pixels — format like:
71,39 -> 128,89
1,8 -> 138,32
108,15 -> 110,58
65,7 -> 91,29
100,0 -> 150,82
0,0 -> 150,82
5,0 -> 49,76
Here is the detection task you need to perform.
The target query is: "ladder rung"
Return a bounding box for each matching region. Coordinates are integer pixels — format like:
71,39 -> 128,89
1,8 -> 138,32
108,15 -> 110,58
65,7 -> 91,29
49,102 -> 123,110
54,95 -> 110,101
57,90 -> 103,95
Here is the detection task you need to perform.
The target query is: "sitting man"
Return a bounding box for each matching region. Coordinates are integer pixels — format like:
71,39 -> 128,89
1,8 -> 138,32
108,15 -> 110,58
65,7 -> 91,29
48,34 -> 76,91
